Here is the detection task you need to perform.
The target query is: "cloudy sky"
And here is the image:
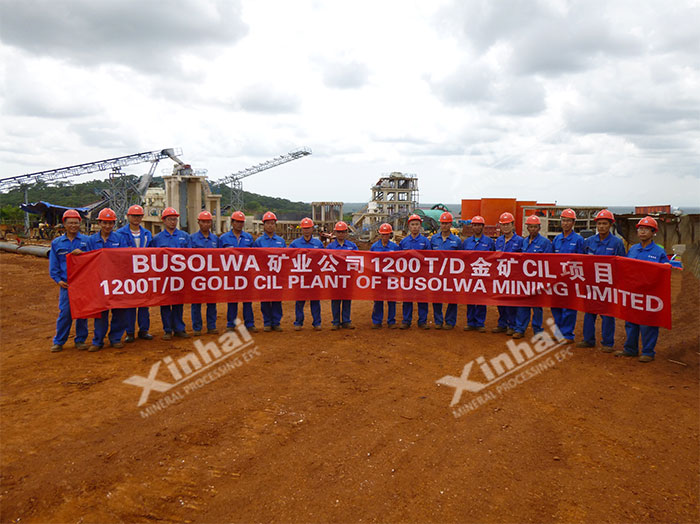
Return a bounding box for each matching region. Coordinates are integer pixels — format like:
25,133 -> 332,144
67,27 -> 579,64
1,0 -> 699,207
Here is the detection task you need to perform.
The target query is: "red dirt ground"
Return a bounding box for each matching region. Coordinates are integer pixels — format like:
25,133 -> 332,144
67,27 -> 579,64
1,251 -> 698,523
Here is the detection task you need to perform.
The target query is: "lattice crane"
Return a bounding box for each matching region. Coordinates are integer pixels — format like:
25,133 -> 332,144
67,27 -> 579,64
216,147 -> 312,211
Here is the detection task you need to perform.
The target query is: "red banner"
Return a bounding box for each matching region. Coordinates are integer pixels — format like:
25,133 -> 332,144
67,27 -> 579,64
67,248 -> 672,328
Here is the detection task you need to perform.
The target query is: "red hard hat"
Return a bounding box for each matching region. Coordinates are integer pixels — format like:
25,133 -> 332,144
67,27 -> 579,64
439,212 -> 453,223
262,211 -> 277,222
525,215 -> 541,225
127,204 -> 144,216
594,209 -> 615,222
62,209 -> 81,222
378,223 -> 393,234
300,217 -> 314,228
407,214 -> 422,223
98,208 -> 117,221
198,210 -> 213,221
162,207 -> 179,219
560,208 -> 576,219
231,211 -> 246,222
636,216 -> 658,231
499,212 -> 515,224
334,221 -> 349,231
471,215 -> 485,225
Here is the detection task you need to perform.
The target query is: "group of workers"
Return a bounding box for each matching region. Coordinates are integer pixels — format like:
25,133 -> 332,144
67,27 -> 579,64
49,205 -> 669,362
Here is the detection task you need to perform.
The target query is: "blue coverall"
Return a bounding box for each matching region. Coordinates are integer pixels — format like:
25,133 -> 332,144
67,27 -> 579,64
189,230 -> 219,333
253,233 -> 287,327
622,242 -> 670,358
462,234 -> 496,328
370,238 -> 399,326
551,230 -> 585,340
327,239 -> 358,326
494,233 -> 523,330
116,224 -> 153,337
151,228 -> 191,334
87,231 -> 128,346
582,233 -> 626,347
399,234 -> 432,326
515,233 -> 553,335
219,230 -> 256,329
49,233 -> 90,346
289,236 -> 325,327
430,232 -> 462,327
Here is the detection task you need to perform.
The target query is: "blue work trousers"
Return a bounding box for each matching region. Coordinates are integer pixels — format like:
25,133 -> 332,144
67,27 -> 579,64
403,302 -> 428,325
331,300 -> 352,325
227,302 -> 255,328
624,322 -> 659,357
582,313 -> 615,347
260,301 -> 283,327
497,306 -> 518,329
551,307 -> 577,341
191,303 -> 217,332
124,307 -> 150,335
295,300 -> 321,327
161,304 -> 186,334
93,309 -> 126,346
372,301 -> 396,326
466,304 -> 487,328
54,287 -> 88,345
515,307 -> 544,335
433,303 -> 458,327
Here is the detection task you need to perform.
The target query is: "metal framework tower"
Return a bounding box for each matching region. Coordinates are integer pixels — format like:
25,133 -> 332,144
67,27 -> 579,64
0,148 -> 182,228
216,147 -> 312,211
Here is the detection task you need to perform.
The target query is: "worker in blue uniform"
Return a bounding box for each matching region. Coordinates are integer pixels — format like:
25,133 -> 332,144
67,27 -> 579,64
327,221 -> 358,329
219,211 -> 257,332
578,209 -> 626,352
513,215 -> 553,338
551,208 -> 585,343
493,212 -> 523,335
49,209 -> 90,352
430,212 -> 462,330
116,204 -> 154,342
462,215 -> 495,332
151,207 -> 191,340
370,223 -> 399,329
289,217 -> 324,330
253,211 -> 286,331
86,208 -> 129,351
189,210 -> 219,336
615,216 -> 670,362
400,214 -> 432,329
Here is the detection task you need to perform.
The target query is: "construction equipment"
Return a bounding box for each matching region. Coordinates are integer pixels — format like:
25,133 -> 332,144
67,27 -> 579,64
216,147 -> 312,211
1,148 -> 183,228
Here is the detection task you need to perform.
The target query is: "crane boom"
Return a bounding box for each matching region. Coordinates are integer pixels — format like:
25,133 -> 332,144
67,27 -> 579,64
0,148 -> 183,191
216,147 -> 312,211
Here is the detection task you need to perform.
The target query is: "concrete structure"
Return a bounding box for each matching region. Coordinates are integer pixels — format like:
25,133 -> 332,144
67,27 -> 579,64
352,172 -> 419,238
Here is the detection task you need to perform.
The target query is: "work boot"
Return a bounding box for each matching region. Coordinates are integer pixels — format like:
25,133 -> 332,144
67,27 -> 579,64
88,345 -> 102,352
272,325 -> 283,332
174,331 -> 191,339
263,326 -> 272,332
477,327 -> 486,333
138,332 -> 154,340
371,324 -> 381,329
464,325 -> 476,331
313,325 -> 322,331
341,323 -> 355,330
110,341 -> 124,349
613,350 -> 636,357
600,345 -> 615,353
638,355 -> 654,363
418,323 -> 430,330
331,324 -> 340,331
443,325 -> 454,331
248,326 -> 259,333
400,323 -> 410,330
207,329 -> 219,335
193,331 -> 202,337
388,323 -> 398,329
491,326 -> 507,333
434,324 -> 443,330
75,342 -> 88,351
506,328 -> 515,336
162,332 -> 173,341
576,341 -> 594,348
50,344 -> 63,353
124,334 -> 136,343
294,325 -> 303,331
512,332 -> 524,339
